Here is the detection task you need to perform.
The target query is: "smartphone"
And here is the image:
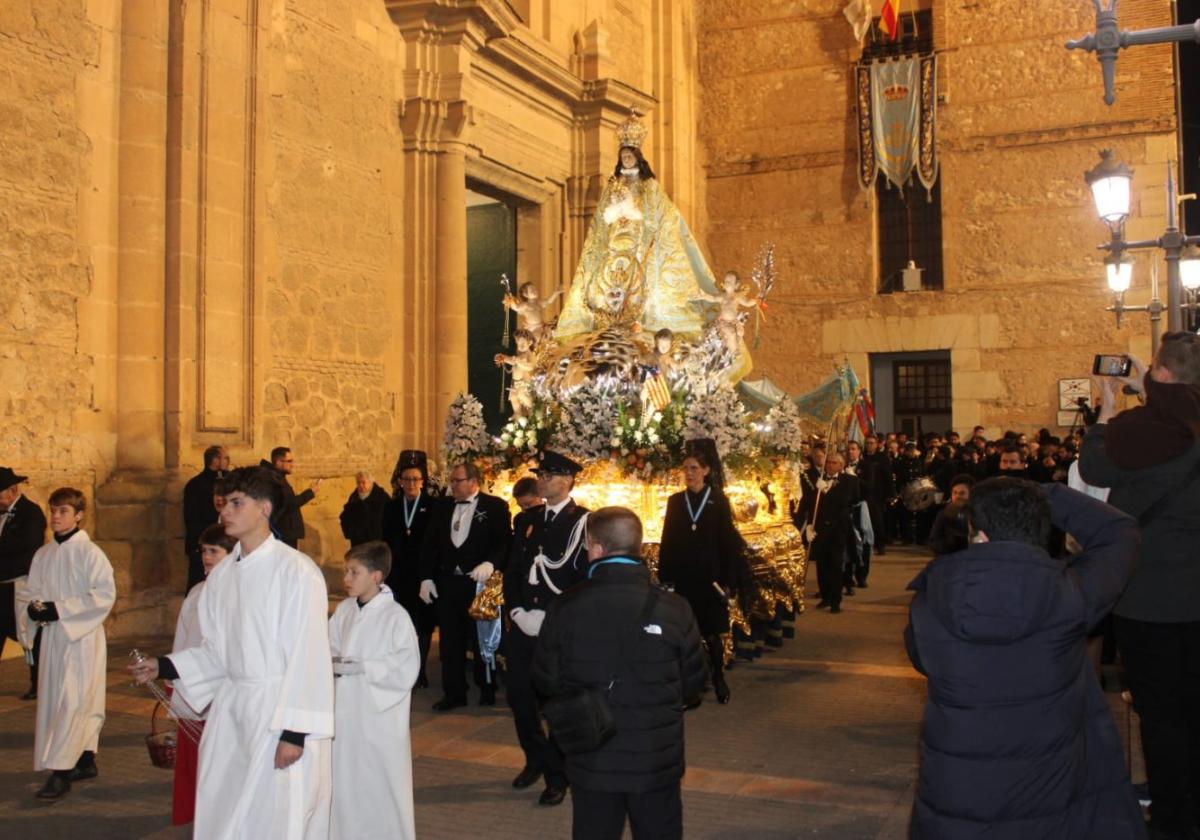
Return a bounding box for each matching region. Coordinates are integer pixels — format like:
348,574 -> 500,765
1093,353 -> 1133,377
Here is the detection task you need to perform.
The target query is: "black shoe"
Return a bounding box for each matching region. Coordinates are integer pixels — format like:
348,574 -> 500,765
479,689 -> 496,706
857,581 -> 869,589
714,676 -> 731,705
416,674 -> 429,689
830,605 -> 842,614
539,784 -> 567,806
844,586 -> 855,596
20,688 -> 36,701
36,774 -> 70,800
815,600 -> 830,609
432,697 -> 467,712
67,764 -> 97,782
512,766 -> 542,789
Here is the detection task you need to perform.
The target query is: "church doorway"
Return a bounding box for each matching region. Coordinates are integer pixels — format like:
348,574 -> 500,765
869,350 -> 952,439
466,187 -> 519,433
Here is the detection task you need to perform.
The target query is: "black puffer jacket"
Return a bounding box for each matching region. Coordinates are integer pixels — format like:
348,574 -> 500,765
532,561 -> 707,793
906,484 -> 1145,839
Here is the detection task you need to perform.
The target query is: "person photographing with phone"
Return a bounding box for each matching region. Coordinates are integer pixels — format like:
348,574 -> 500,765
1080,332 -> 1200,840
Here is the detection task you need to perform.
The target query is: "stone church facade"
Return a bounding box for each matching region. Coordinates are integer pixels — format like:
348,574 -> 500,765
0,0 -> 1181,634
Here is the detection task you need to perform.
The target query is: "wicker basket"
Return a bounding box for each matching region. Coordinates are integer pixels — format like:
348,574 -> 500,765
144,700 -> 177,770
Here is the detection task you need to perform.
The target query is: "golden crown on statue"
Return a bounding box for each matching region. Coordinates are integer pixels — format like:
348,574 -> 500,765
616,112 -> 648,150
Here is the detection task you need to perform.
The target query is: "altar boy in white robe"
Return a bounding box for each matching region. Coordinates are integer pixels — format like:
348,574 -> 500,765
26,487 -> 115,800
129,465 -> 334,840
330,540 -> 419,840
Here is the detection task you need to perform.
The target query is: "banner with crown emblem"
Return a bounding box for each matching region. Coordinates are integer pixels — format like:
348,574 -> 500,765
856,54 -> 937,196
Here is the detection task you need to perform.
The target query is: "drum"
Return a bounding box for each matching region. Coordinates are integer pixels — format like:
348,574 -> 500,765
901,477 -> 938,511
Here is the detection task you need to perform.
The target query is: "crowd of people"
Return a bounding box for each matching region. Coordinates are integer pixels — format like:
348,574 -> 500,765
5,333 -> 1200,839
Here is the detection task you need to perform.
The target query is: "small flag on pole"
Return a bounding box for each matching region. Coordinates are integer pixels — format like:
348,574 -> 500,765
880,0 -> 901,41
642,370 -> 671,412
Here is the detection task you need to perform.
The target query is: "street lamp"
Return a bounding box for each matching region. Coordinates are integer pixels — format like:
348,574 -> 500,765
1085,150 -> 1200,351
1085,149 -> 1132,230
1066,0 -> 1200,106
1182,244 -> 1200,291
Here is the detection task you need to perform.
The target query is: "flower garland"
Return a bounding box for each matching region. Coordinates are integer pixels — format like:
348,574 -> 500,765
442,392 -> 491,461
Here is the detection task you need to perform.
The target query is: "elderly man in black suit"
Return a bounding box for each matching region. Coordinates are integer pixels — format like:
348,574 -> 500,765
0,467 -> 48,699
419,460 -> 512,711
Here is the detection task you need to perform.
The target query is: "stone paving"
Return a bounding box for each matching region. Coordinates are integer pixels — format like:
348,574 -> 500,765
0,548 -> 1142,838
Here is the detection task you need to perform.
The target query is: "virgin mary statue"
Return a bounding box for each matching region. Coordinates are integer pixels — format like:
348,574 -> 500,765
554,114 -> 718,340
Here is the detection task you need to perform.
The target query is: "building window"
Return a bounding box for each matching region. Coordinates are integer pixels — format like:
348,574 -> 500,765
864,10 -> 943,294
894,359 -> 951,414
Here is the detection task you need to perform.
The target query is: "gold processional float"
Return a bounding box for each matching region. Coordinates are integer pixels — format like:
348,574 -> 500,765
457,113 -> 820,658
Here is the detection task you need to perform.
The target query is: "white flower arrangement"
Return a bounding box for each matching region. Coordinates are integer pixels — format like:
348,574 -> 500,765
759,398 -> 805,456
498,407 -> 552,455
443,392 -> 491,459
685,387 -> 751,458
551,382 -> 620,460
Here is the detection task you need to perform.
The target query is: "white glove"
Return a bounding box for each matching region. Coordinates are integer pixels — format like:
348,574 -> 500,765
469,561 -> 495,583
804,524 -> 816,543
332,658 -> 364,676
815,477 -> 832,493
419,579 -> 438,604
510,607 -> 546,637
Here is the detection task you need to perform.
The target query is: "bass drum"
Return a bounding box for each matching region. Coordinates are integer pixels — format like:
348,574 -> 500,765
901,477 -> 938,512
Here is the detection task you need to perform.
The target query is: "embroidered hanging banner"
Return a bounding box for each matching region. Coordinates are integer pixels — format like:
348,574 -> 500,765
856,53 -> 938,196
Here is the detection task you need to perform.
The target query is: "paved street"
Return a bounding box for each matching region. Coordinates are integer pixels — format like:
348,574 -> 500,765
0,547 -> 1138,839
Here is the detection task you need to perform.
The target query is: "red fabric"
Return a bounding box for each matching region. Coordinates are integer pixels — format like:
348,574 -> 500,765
880,0 -> 900,40
171,721 -> 204,826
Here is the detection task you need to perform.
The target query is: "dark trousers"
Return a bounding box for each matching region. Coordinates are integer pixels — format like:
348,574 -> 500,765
0,581 -> 39,689
571,784 -> 682,840
435,575 -> 488,702
185,548 -> 204,593
810,536 -> 845,608
866,498 -> 886,551
505,623 -> 565,787
1115,616 -> 1200,831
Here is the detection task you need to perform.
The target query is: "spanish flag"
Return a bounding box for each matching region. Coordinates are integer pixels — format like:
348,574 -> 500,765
880,0 -> 900,40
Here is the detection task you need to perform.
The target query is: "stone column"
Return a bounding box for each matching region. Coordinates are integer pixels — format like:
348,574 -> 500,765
434,148 -> 468,434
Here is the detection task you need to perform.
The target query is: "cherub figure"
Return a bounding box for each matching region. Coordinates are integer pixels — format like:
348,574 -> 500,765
503,282 -> 563,340
494,329 -> 537,418
697,271 -> 760,354
651,328 -> 677,377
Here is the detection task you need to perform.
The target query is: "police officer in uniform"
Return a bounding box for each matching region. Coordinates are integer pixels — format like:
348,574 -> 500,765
504,450 -> 589,807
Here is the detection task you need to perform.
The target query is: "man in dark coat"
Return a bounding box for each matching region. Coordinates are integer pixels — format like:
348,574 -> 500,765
792,451 -> 861,613
261,446 -> 321,548
504,450 -> 589,806
419,460 -> 511,711
532,506 -> 707,840
182,445 -> 227,591
1080,332 -> 1200,839
860,434 -> 894,556
0,467 -> 47,699
338,471 -> 389,546
906,478 -> 1145,839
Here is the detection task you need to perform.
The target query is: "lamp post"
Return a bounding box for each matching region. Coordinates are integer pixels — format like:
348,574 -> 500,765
1066,0 -> 1200,105
1085,150 -> 1200,353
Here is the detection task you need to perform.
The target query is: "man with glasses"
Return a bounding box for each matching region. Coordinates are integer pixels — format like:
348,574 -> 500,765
419,461 -> 511,711
260,446 -> 321,548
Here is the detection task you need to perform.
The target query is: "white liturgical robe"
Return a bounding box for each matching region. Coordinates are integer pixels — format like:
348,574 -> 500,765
169,581 -> 206,721
329,585 -> 419,840
170,536 -> 334,840
26,530 -> 115,771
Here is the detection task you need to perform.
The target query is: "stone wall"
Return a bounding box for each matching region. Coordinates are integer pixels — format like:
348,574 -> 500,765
0,2 -> 118,561
697,0 -> 1179,435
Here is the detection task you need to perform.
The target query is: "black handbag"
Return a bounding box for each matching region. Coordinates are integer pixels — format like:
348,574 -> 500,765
542,588 -> 660,755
